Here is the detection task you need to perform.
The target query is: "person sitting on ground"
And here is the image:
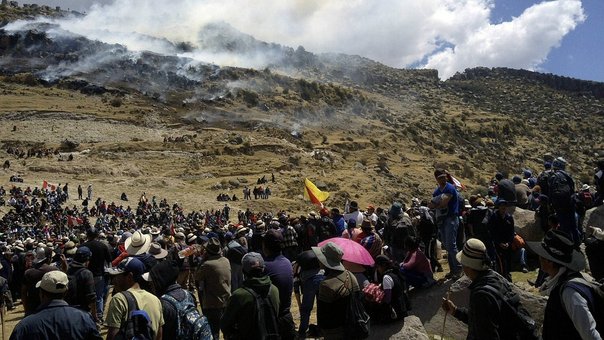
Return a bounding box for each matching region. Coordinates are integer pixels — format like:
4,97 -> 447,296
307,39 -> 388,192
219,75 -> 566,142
370,255 -> 409,324
400,237 -> 435,289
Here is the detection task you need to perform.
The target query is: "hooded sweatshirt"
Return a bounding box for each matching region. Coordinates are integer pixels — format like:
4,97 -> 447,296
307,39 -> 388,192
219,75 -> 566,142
220,275 -> 280,339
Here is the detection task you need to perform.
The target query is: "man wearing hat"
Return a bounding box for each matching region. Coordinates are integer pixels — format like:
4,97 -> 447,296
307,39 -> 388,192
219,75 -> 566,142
143,260 -> 210,338
527,230 -> 601,340
82,227 -> 112,322
106,257 -> 164,340
10,271 -> 102,340
65,246 -> 98,322
343,201 -> 364,227
221,252 -> 280,339
22,247 -> 59,316
442,238 -> 535,339
313,242 -> 360,338
194,237 -> 231,340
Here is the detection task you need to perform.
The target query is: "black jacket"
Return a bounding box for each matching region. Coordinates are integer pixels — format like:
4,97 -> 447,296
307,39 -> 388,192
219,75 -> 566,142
452,270 -> 518,340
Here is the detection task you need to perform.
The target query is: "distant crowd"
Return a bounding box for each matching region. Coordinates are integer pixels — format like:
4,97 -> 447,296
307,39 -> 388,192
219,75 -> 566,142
1,157 -> 603,340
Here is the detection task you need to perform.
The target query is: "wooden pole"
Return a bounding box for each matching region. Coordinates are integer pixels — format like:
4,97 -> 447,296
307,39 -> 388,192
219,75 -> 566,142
441,290 -> 451,340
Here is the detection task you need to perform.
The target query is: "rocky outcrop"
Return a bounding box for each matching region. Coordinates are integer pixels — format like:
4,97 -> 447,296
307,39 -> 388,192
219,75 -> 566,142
370,315 -> 430,340
451,67 -> 604,98
512,207 -> 544,242
582,205 -> 604,230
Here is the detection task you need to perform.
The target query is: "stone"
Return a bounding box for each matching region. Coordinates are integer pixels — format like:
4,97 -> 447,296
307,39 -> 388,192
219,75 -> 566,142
370,315 -> 430,340
582,205 -> 604,230
512,207 -> 544,242
228,179 -> 240,188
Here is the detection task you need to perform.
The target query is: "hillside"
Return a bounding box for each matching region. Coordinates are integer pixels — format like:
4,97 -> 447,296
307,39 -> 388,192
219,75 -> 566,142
1,4 -> 603,214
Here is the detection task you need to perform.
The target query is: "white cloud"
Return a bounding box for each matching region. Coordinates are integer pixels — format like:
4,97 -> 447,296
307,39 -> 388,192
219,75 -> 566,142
27,0 -> 585,79
424,0 -> 585,78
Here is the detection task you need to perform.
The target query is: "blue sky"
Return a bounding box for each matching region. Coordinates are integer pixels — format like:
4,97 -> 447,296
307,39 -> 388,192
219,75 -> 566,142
491,0 -> 603,82
25,0 -> 604,83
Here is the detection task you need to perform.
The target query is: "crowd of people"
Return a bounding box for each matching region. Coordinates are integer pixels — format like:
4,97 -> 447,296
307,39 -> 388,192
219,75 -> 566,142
1,156 -> 603,339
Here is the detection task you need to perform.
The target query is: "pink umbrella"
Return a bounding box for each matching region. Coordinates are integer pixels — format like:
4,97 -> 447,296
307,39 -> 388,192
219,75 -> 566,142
318,237 -> 375,266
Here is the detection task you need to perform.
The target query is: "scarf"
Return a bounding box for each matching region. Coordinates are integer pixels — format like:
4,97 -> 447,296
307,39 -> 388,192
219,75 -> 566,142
539,266 -> 567,296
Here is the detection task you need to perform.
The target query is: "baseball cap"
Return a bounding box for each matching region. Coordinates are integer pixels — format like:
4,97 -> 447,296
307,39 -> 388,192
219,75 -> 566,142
36,271 -> 68,294
106,257 -> 146,279
74,246 -> 92,263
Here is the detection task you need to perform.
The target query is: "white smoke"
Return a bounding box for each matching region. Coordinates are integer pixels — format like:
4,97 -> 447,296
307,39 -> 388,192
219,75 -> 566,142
12,0 -> 586,79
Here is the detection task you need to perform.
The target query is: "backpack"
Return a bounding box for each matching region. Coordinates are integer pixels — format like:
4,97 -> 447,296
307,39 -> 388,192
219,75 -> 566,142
561,277 -> 604,334
343,272 -> 370,339
161,290 -> 212,340
65,267 -> 86,307
416,208 -> 436,240
242,286 -> 280,340
391,216 -> 416,249
478,285 -> 539,340
115,291 -> 154,340
548,171 -> 573,212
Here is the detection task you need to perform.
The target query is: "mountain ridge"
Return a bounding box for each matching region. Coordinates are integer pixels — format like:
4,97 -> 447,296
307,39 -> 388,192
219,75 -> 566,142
0,3 -> 602,212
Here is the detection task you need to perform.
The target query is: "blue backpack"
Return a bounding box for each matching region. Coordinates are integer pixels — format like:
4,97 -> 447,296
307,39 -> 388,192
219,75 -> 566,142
161,290 -> 212,340
115,291 -> 154,340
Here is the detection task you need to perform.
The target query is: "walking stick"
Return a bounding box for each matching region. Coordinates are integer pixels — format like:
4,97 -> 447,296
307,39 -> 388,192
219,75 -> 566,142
441,290 -> 451,340
1,304 -> 5,340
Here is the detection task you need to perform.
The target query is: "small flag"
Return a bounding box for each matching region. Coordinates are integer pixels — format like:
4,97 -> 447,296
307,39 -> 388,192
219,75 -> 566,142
42,180 -> 58,191
304,178 -> 329,207
447,173 -> 466,190
67,215 -> 83,227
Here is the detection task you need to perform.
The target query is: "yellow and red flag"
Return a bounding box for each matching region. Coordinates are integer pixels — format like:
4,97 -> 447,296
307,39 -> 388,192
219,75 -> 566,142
304,178 -> 329,207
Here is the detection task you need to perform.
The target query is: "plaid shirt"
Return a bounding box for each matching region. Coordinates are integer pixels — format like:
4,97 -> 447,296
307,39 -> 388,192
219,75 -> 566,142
281,225 -> 298,248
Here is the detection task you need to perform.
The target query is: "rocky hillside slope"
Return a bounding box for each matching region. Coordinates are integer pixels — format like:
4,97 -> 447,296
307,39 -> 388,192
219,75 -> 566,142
0,4 -> 603,213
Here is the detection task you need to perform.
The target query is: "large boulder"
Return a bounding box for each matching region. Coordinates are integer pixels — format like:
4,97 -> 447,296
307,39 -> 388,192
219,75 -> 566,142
582,205 -> 604,230
512,207 -> 544,242
369,315 -> 430,340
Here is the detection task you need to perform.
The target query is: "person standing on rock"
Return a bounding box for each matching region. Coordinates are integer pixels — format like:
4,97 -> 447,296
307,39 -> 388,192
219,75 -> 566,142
429,168 -> 462,279
441,238 -> 537,339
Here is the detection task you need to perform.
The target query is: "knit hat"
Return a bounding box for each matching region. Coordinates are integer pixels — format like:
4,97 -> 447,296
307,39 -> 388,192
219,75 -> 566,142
241,252 -> 265,275
456,238 -> 490,271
